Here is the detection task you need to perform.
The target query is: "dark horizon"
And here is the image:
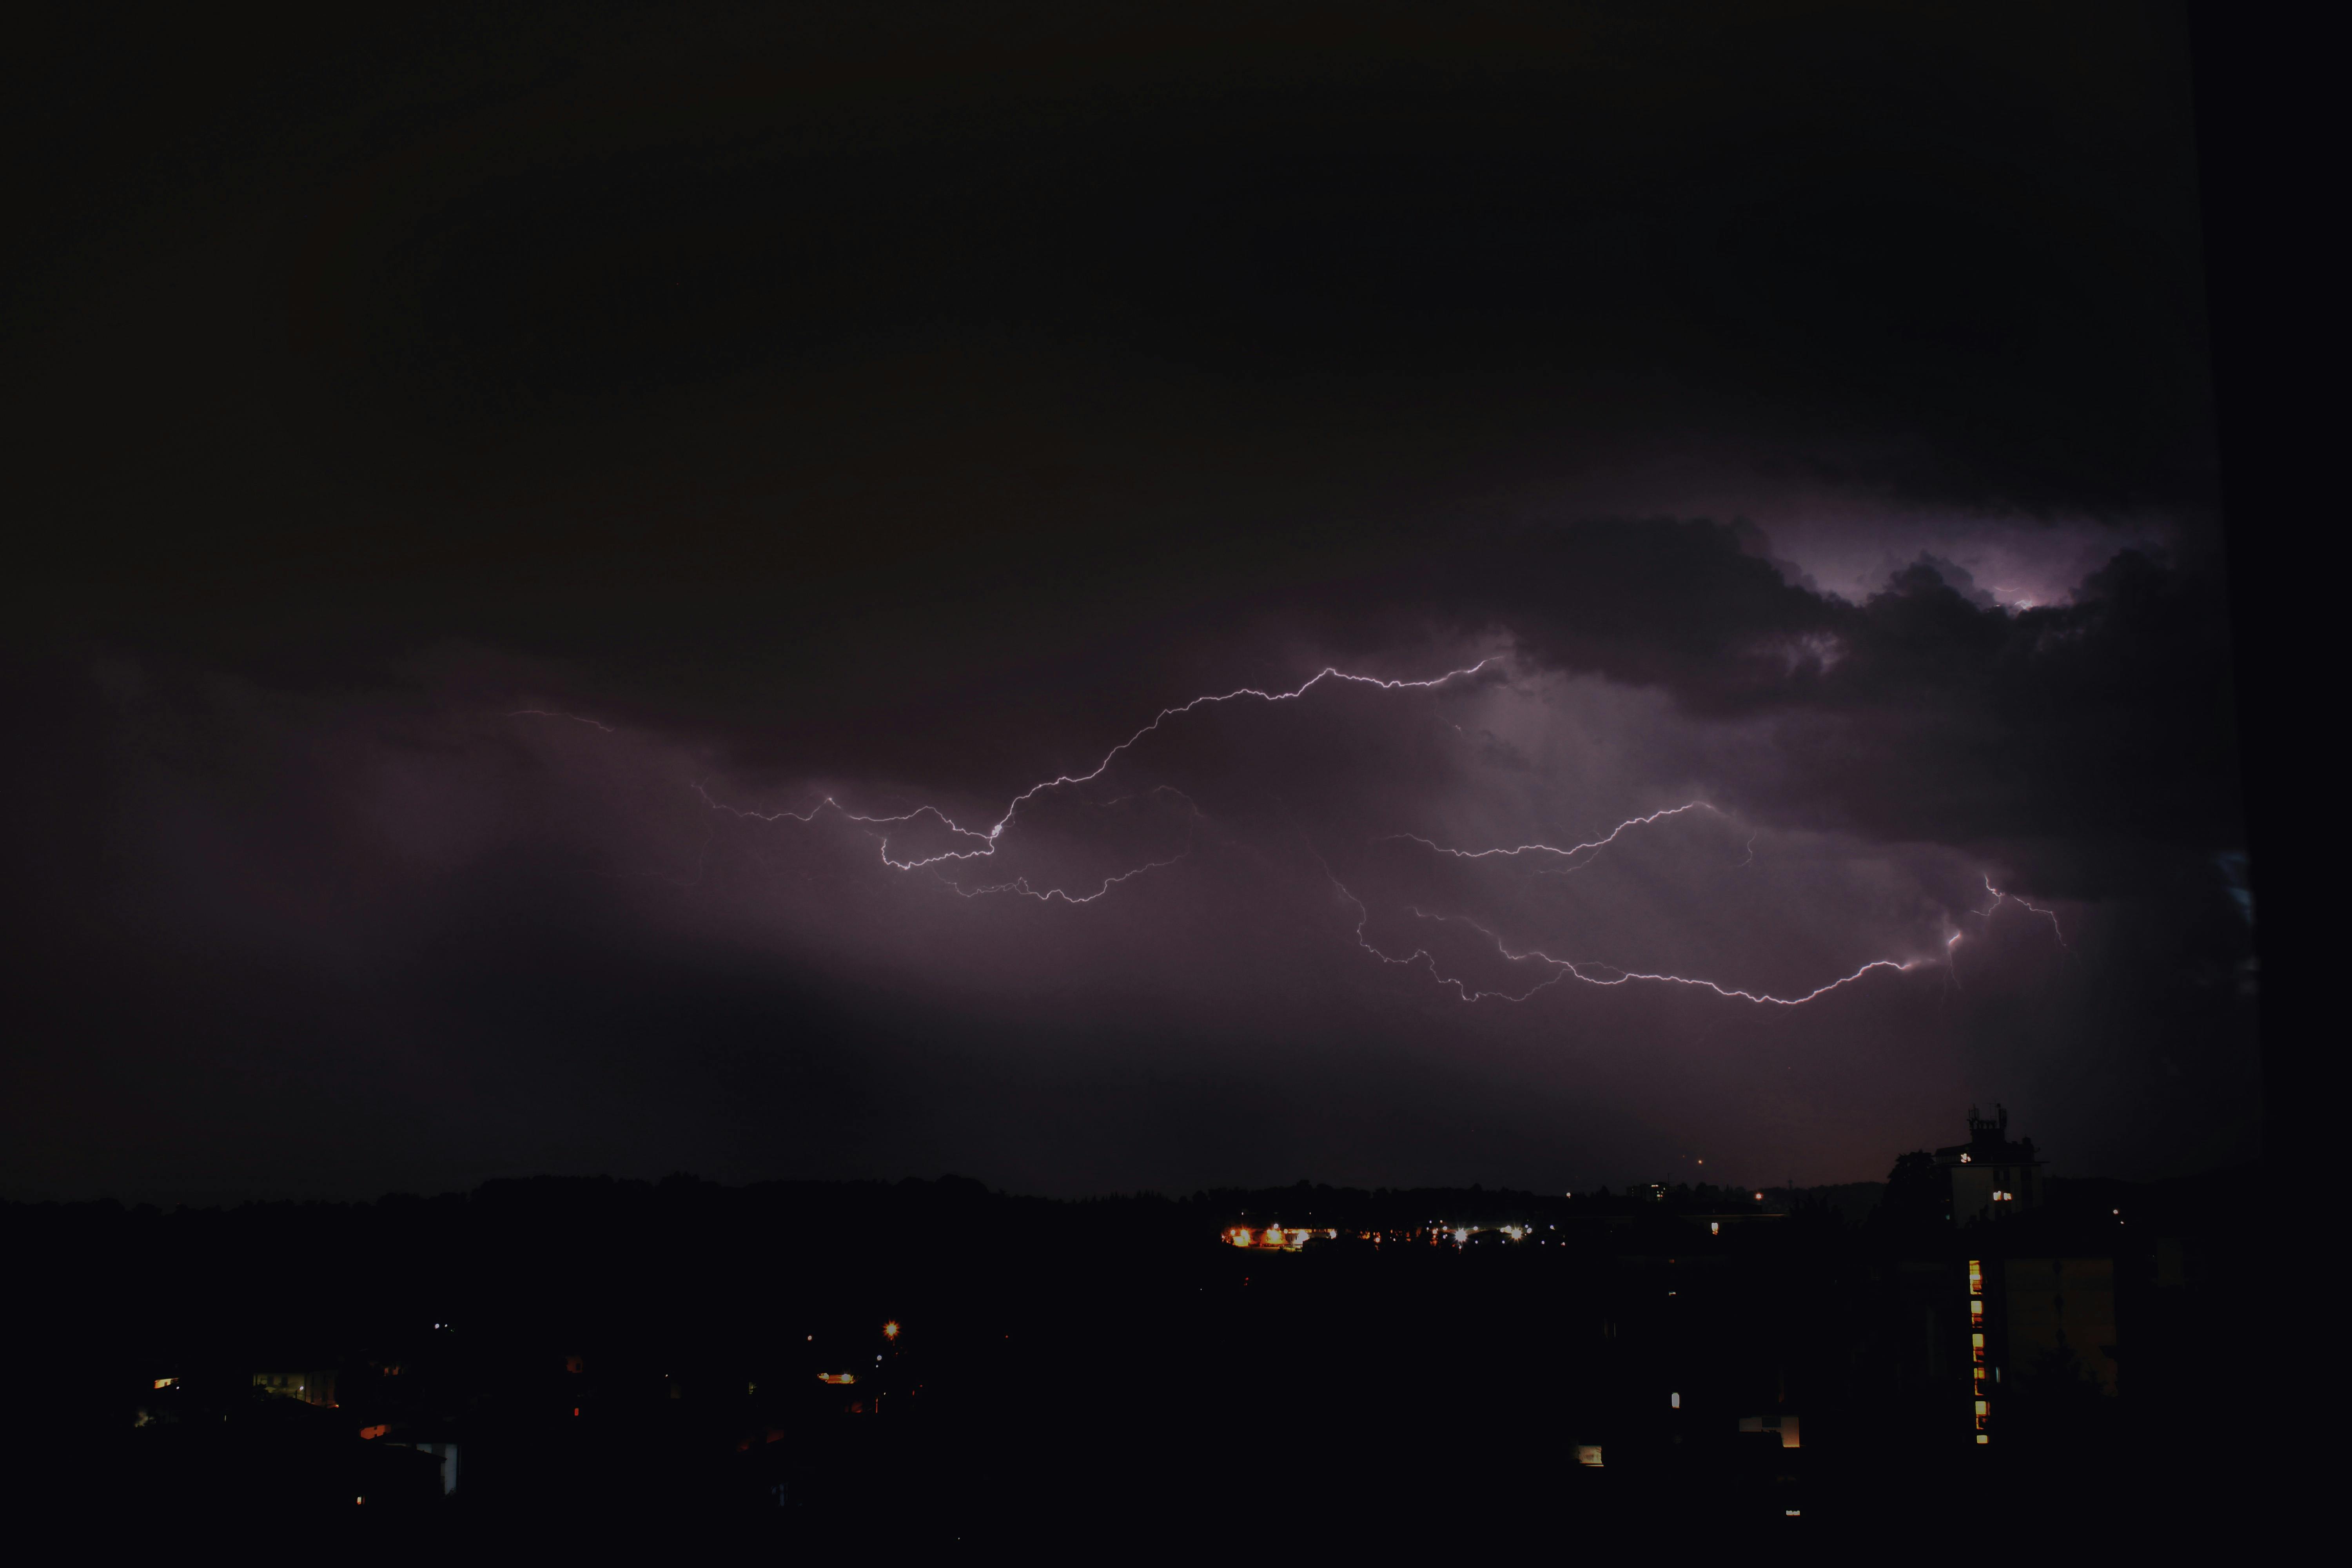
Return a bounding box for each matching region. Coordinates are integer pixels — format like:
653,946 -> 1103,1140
3,1157 -> 2245,1225
2,4 -> 2255,1208
12,1137 -> 2263,1546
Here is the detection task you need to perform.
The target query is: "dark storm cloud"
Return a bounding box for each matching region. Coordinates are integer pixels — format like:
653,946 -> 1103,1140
5,4 -> 2219,827
0,4 -> 2248,1201
1364,521 -> 2242,894
7,4 -> 2209,601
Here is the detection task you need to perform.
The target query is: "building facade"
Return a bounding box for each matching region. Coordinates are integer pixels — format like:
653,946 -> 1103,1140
1935,1105 -> 2041,1225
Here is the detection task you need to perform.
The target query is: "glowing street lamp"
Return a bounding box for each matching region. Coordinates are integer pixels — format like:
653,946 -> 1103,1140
883,1320 -> 901,1342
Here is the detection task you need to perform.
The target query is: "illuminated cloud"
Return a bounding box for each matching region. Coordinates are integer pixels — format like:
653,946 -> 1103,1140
0,4 -> 2247,1202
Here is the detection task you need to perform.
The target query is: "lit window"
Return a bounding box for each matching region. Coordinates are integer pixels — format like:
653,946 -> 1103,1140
1670,1392 -> 1681,1409
1967,1261 -> 1982,1291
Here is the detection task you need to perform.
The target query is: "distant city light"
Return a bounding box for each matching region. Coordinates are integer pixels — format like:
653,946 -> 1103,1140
884,1320 -> 901,1341
818,1373 -> 858,1385
152,1377 -> 174,1390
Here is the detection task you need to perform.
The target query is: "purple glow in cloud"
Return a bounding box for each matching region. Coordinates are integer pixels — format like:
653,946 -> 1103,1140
521,655 -> 2055,1015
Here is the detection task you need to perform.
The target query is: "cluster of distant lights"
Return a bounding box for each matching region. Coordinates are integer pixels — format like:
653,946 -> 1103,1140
1225,1202 -> 1772,1251
166,1311 -> 926,1502
1225,1222 -> 1546,1249
524,656 -> 2067,1012
815,1320 -> 904,1387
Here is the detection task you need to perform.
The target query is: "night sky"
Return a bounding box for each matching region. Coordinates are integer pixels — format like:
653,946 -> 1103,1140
2,4 -> 2252,1204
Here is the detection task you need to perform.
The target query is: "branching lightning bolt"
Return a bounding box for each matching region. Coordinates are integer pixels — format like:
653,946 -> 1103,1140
686,662 -> 1491,898
946,855 -> 1193,905
1334,880 -> 1915,1007
1382,801 -> 1720,864
1974,875 -> 2069,949
985,659 -> 1495,838
513,656 -> 2051,1009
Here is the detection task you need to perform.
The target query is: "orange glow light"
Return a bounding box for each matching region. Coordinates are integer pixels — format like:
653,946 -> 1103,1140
883,1321 -> 901,1341
359,1425 -> 387,1440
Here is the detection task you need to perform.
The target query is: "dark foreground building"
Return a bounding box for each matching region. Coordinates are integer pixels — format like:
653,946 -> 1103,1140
1936,1104 -> 2044,1225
